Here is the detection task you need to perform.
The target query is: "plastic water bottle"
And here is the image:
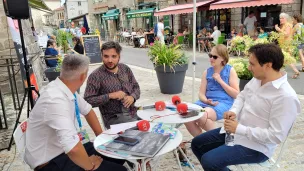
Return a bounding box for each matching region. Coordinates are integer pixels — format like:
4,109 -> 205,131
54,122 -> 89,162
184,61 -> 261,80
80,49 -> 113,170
225,132 -> 235,146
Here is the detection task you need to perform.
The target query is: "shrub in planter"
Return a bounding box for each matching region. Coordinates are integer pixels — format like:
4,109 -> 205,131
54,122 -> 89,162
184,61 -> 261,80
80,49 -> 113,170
148,41 -> 189,94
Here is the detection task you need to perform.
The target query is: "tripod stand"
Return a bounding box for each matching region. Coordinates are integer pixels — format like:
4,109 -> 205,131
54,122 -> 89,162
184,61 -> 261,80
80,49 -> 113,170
6,19 -> 39,151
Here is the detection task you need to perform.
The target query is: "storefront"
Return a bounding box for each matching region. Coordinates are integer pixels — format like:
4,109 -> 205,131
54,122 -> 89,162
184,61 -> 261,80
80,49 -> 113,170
209,0 -> 296,32
126,8 -> 156,31
102,9 -> 120,39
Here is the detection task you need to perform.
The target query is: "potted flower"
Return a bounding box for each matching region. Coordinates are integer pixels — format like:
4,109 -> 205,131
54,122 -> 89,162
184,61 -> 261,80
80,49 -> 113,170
228,58 -> 253,91
230,36 -> 246,56
44,55 -> 63,82
148,41 -> 188,94
56,30 -> 73,53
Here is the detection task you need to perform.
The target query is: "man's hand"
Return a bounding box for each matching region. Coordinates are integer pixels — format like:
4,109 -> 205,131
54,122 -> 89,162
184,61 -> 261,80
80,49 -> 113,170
109,91 -> 126,100
224,119 -> 238,134
212,73 -> 222,82
275,24 -> 280,32
224,111 -> 236,120
122,96 -> 135,108
206,99 -> 219,106
89,155 -> 103,170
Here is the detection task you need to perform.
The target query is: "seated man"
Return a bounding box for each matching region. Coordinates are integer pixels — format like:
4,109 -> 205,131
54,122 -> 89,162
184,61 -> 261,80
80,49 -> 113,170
25,54 -> 126,171
84,41 -> 140,129
208,26 -> 221,48
191,43 -> 301,170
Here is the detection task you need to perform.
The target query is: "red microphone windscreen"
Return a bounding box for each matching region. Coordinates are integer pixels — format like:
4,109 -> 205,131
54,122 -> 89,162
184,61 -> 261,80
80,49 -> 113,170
155,101 -> 166,111
177,103 -> 188,115
172,95 -> 181,105
137,120 -> 150,132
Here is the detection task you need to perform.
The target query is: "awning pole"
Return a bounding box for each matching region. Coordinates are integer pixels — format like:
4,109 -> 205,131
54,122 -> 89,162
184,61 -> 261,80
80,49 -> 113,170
192,0 -> 197,103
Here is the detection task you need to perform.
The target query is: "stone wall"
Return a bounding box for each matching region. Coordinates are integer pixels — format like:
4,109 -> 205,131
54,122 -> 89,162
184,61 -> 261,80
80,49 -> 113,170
0,1 -> 44,94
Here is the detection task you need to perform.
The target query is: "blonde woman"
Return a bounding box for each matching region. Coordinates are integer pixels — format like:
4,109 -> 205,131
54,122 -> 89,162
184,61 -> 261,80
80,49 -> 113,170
185,45 -> 239,137
275,13 -> 300,78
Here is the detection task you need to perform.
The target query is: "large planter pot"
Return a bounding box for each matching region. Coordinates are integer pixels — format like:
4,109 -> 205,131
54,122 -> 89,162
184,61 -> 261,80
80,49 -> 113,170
155,64 -> 188,94
45,67 -> 60,82
239,79 -> 250,91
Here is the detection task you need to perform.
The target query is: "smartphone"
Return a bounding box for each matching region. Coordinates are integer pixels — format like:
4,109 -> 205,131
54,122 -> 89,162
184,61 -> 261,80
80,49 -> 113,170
113,136 -> 139,146
180,110 -> 199,118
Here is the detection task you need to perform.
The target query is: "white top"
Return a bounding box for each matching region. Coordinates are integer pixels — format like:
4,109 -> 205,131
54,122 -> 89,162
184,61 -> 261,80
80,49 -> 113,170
244,16 -> 257,31
230,73 -> 301,158
211,30 -> 221,44
24,78 -> 92,169
94,122 -> 182,160
137,102 -> 204,124
157,22 -> 164,37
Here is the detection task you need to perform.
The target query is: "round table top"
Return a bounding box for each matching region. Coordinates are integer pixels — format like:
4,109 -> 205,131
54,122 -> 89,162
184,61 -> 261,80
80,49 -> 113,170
137,102 -> 205,124
94,123 -> 182,160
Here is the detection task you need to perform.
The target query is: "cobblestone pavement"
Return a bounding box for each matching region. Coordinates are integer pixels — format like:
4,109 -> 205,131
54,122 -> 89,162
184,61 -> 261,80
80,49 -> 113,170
0,64 -> 303,171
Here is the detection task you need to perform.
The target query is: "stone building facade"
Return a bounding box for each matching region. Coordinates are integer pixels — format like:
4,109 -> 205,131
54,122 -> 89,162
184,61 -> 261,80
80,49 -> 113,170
0,1 -> 44,94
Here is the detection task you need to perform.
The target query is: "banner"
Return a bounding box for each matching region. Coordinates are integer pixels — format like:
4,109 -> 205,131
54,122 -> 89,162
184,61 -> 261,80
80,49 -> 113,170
6,17 -> 39,102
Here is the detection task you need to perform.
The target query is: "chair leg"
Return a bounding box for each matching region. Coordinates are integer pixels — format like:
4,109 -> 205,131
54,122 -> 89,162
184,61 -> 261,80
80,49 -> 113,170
178,146 -> 196,171
173,149 -> 183,171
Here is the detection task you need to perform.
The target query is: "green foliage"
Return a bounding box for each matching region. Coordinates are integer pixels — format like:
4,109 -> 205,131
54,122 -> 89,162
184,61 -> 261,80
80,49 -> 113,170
56,30 -> 73,53
229,58 -> 253,80
55,55 -> 63,72
148,41 -> 188,71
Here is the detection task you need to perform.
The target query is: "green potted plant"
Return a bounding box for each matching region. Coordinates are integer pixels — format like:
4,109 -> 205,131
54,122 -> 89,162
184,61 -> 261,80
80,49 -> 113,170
228,58 -> 253,91
56,30 -> 73,53
44,55 -> 63,82
148,41 -> 189,94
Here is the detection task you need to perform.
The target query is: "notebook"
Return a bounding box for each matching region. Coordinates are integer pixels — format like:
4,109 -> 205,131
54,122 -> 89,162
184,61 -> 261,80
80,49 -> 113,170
103,130 -> 170,158
152,123 -> 177,139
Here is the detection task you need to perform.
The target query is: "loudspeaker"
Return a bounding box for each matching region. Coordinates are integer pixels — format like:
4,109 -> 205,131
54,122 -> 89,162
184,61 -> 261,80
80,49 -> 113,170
3,0 -> 30,19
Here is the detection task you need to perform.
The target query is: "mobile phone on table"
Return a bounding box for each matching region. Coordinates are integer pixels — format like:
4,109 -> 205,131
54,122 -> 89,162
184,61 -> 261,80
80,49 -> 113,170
113,135 -> 139,146
180,110 -> 199,118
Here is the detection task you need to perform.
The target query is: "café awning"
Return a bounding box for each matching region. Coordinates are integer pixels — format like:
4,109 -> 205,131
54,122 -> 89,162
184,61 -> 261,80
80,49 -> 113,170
29,0 -> 52,13
154,0 -> 215,16
126,8 -> 155,19
102,9 -> 120,20
210,0 -> 294,10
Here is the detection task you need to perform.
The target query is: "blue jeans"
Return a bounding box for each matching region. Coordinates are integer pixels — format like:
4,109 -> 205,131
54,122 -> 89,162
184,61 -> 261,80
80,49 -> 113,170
191,128 -> 268,171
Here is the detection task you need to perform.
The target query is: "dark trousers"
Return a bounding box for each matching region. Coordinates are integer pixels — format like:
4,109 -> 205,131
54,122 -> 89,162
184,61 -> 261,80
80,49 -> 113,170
39,142 -> 127,171
191,128 -> 268,171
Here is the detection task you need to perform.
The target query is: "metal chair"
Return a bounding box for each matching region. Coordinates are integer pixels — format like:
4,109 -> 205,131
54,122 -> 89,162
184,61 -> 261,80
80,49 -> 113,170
234,124 -> 295,171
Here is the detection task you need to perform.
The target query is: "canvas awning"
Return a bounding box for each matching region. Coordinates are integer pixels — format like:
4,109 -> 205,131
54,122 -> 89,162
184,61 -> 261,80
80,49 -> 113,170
154,0 -> 215,16
102,9 -> 120,20
29,0 -> 52,13
210,0 -> 294,10
126,8 -> 155,19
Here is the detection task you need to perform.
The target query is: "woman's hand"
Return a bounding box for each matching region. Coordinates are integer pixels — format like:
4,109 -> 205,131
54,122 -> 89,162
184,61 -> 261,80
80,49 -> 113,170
213,73 -> 222,82
275,24 -> 280,32
206,99 -> 219,106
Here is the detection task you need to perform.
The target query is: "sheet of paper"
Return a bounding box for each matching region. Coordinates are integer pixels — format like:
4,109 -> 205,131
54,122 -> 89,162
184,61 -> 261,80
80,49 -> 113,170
220,126 -> 226,134
109,121 -> 139,134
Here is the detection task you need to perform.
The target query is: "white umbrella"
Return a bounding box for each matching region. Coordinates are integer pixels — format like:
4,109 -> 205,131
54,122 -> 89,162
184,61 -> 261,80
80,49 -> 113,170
192,0 -> 197,102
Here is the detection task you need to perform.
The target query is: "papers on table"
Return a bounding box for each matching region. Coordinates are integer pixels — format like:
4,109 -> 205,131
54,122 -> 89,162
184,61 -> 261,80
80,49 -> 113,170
109,121 -> 139,134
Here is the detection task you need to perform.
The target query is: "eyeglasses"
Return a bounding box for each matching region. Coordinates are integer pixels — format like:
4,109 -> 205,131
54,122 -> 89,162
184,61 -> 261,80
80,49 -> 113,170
208,54 -> 218,60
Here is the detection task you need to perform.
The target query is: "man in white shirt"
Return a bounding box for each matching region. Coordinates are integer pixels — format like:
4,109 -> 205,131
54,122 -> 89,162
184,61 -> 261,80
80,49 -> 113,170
157,18 -> 165,44
191,43 -> 301,170
244,11 -> 257,37
209,26 -> 221,47
25,54 -> 126,171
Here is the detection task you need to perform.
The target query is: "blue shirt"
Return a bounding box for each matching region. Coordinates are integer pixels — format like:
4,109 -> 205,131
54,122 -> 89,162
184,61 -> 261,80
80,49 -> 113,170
44,48 -> 58,67
258,33 -> 268,39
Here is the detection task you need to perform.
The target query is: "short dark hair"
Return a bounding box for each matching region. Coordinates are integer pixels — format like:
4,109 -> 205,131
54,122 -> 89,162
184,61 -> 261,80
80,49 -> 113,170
159,18 -> 164,22
248,43 -> 284,71
249,11 -> 254,15
101,41 -> 122,55
293,13 -> 303,23
47,39 -> 56,47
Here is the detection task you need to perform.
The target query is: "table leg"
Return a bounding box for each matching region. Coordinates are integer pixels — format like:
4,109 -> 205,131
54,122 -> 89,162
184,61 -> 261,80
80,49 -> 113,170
178,147 -> 196,171
127,159 -> 140,171
173,149 -> 183,171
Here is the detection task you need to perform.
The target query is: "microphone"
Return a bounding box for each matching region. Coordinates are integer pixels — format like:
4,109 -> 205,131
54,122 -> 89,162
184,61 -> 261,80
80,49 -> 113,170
177,103 -> 188,115
137,120 -> 150,131
155,101 -> 166,111
172,95 -> 181,105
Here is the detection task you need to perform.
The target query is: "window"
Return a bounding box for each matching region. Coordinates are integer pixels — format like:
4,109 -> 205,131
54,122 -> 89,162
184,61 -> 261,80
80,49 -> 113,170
78,2 -> 81,6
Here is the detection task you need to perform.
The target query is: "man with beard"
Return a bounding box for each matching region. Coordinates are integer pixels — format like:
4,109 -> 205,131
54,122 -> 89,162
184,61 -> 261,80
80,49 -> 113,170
84,41 -> 140,128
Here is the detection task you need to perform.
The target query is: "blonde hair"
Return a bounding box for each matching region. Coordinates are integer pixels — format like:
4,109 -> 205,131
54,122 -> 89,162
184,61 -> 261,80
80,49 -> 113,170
213,44 -> 229,66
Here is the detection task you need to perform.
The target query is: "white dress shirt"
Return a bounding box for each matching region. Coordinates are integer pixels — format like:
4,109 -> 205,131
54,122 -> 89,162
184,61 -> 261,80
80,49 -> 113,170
230,73 -> 301,158
24,78 -> 92,169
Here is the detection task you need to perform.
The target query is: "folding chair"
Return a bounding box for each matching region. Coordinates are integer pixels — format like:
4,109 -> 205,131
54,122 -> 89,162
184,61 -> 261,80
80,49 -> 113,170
13,120 -> 31,170
234,124 -> 295,171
